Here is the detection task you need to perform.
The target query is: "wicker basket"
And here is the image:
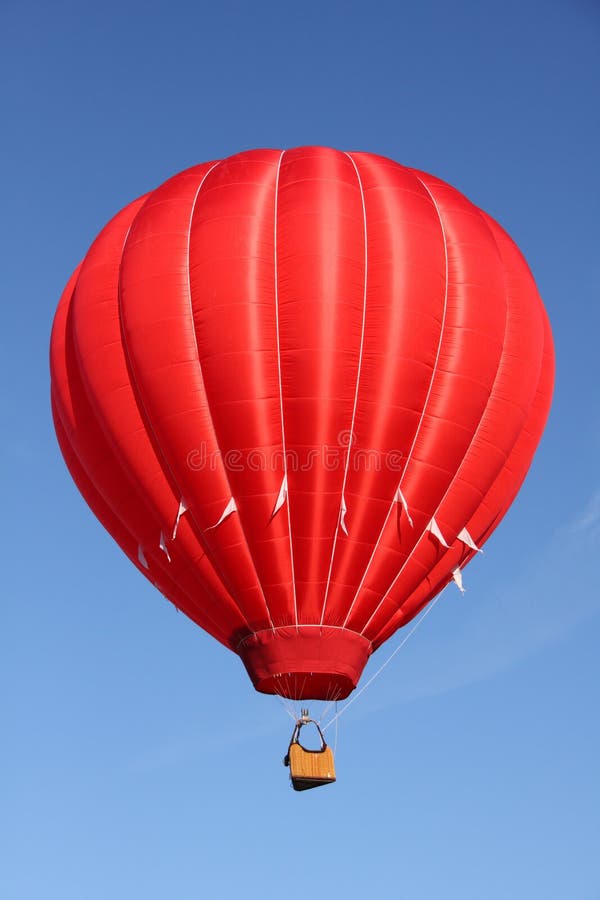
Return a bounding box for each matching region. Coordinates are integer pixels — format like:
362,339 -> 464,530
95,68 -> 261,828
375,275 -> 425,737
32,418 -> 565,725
284,717 -> 336,791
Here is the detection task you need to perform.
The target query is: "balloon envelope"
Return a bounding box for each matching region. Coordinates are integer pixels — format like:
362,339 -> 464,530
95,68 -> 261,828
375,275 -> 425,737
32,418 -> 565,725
50,147 -> 554,700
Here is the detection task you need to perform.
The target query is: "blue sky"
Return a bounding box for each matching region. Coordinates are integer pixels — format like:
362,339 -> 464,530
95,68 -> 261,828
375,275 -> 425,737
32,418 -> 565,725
2,1 -> 599,897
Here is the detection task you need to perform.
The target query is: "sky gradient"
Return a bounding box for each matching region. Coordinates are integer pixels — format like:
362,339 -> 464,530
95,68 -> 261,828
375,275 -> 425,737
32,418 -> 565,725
2,1 -> 599,897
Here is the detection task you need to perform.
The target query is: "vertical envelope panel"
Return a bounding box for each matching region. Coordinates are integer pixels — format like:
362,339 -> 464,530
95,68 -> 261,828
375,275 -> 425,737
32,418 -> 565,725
50,148 -> 555,700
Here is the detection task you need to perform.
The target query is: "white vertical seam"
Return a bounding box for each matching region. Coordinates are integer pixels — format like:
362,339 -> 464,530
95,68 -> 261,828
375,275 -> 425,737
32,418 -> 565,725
345,173 -> 450,635
115,198 -> 251,634
117,215 -> 236,617
365,202 -> 514,629
365,207 -> 518,640
273,150 -> 299,629
185,163 -> 274,630
319,152 -> 368,627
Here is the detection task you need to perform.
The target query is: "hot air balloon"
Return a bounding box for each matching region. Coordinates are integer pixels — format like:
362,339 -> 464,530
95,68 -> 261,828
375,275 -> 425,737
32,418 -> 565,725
50,147 -> 554,739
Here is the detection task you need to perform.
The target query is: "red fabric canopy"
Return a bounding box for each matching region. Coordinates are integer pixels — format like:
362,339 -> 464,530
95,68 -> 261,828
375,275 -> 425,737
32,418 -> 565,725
50,147 -> 554,699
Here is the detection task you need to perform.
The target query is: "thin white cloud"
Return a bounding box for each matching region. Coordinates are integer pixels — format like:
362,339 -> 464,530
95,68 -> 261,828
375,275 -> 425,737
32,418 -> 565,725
570,488 -> 600,533
336,487 -> 600,720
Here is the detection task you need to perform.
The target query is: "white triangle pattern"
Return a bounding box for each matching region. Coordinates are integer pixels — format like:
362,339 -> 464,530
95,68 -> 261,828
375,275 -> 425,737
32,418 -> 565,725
339,495 -> 349,536
457,526 -> 482,553
426,516 -> 450,548
159,530 -> 171,562
452,567 -> 465,593
172,499 -> 188,540
137,545 -> 149,569
206,496 -> 238,530
394,486 -> 414,528
271,475 -> 288,518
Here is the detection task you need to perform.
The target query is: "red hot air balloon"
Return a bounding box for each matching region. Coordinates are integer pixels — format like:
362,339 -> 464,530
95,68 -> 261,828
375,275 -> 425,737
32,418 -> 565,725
50,147 -> 554,702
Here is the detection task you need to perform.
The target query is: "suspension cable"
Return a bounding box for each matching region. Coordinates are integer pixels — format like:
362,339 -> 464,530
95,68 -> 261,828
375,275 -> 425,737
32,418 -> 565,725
322,593 -> 444,733
274,687 -> 299,722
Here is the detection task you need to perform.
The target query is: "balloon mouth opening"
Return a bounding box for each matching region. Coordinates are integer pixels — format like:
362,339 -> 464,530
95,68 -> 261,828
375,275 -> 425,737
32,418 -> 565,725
237,625 -> 372,701
252,671 -> 357,701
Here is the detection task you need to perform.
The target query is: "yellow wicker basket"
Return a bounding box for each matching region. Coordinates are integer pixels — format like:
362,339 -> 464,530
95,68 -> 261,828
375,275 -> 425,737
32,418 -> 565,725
283,717 -> 336,791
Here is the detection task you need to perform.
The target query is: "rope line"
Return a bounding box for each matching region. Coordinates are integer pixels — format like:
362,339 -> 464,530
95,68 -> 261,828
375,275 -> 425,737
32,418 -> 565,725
322,592 -> 444,733
333,701 -> 339,756
273,683 -> 298,722
277,697 -> 297,722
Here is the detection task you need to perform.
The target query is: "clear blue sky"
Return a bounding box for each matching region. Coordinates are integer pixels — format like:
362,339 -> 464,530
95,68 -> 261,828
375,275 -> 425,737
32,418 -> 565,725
2,1 -> 599,897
